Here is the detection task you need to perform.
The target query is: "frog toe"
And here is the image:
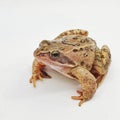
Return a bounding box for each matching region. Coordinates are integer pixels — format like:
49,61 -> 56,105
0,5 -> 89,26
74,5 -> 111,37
71,94 -> 86,106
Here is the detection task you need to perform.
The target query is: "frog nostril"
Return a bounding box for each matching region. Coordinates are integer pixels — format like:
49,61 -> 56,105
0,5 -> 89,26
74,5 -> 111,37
40,48 -> 44,51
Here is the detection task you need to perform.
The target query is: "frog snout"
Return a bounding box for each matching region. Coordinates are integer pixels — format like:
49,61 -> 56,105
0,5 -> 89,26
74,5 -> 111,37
34,48 -> 40,57
34,48 -> 47,57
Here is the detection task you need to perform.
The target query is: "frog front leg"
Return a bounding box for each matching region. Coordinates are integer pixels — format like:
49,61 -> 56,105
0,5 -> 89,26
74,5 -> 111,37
29,59 -> 51,87
70,66 -> 97,106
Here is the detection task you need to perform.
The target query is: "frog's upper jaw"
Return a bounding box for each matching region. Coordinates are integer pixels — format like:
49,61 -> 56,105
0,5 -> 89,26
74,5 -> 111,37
34,49 -> 76,68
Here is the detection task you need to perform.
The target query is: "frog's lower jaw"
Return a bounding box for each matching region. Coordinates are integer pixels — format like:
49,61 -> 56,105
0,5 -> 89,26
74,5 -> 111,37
70,66 -> 97,106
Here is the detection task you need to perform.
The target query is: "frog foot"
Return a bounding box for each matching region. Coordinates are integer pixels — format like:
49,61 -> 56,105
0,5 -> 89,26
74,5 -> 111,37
30,71 -> 51,87
71,90 -> 86,106
29,74 -> 42,87
29,59 -> 51,87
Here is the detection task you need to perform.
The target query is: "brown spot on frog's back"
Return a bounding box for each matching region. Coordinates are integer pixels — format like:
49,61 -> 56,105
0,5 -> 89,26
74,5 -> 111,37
84,53 -> 88,57
73,49 -> 79,52
80,61 -> 84,66
80,48 -> 83,51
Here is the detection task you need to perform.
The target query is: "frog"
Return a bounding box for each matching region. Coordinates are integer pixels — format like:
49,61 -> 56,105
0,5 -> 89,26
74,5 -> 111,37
29,29 -> 111,106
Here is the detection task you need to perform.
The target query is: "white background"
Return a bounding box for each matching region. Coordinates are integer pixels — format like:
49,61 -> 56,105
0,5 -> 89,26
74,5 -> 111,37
0,0 -> 120,120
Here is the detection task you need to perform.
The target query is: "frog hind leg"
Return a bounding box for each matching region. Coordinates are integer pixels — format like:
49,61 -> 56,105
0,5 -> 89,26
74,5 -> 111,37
29,59 -> 51,87
91,45 -> 111,86
101,45 -> 111,70
55,29 -> 88,40
70,66 -> 97,106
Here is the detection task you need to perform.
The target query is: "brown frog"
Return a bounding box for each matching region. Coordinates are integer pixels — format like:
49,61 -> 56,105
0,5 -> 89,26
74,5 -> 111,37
29,29 -> 111,106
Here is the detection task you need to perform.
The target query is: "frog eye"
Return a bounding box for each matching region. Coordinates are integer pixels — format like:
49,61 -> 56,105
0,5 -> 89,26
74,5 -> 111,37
51,51 -> 60,57
39,40 -> 50,47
